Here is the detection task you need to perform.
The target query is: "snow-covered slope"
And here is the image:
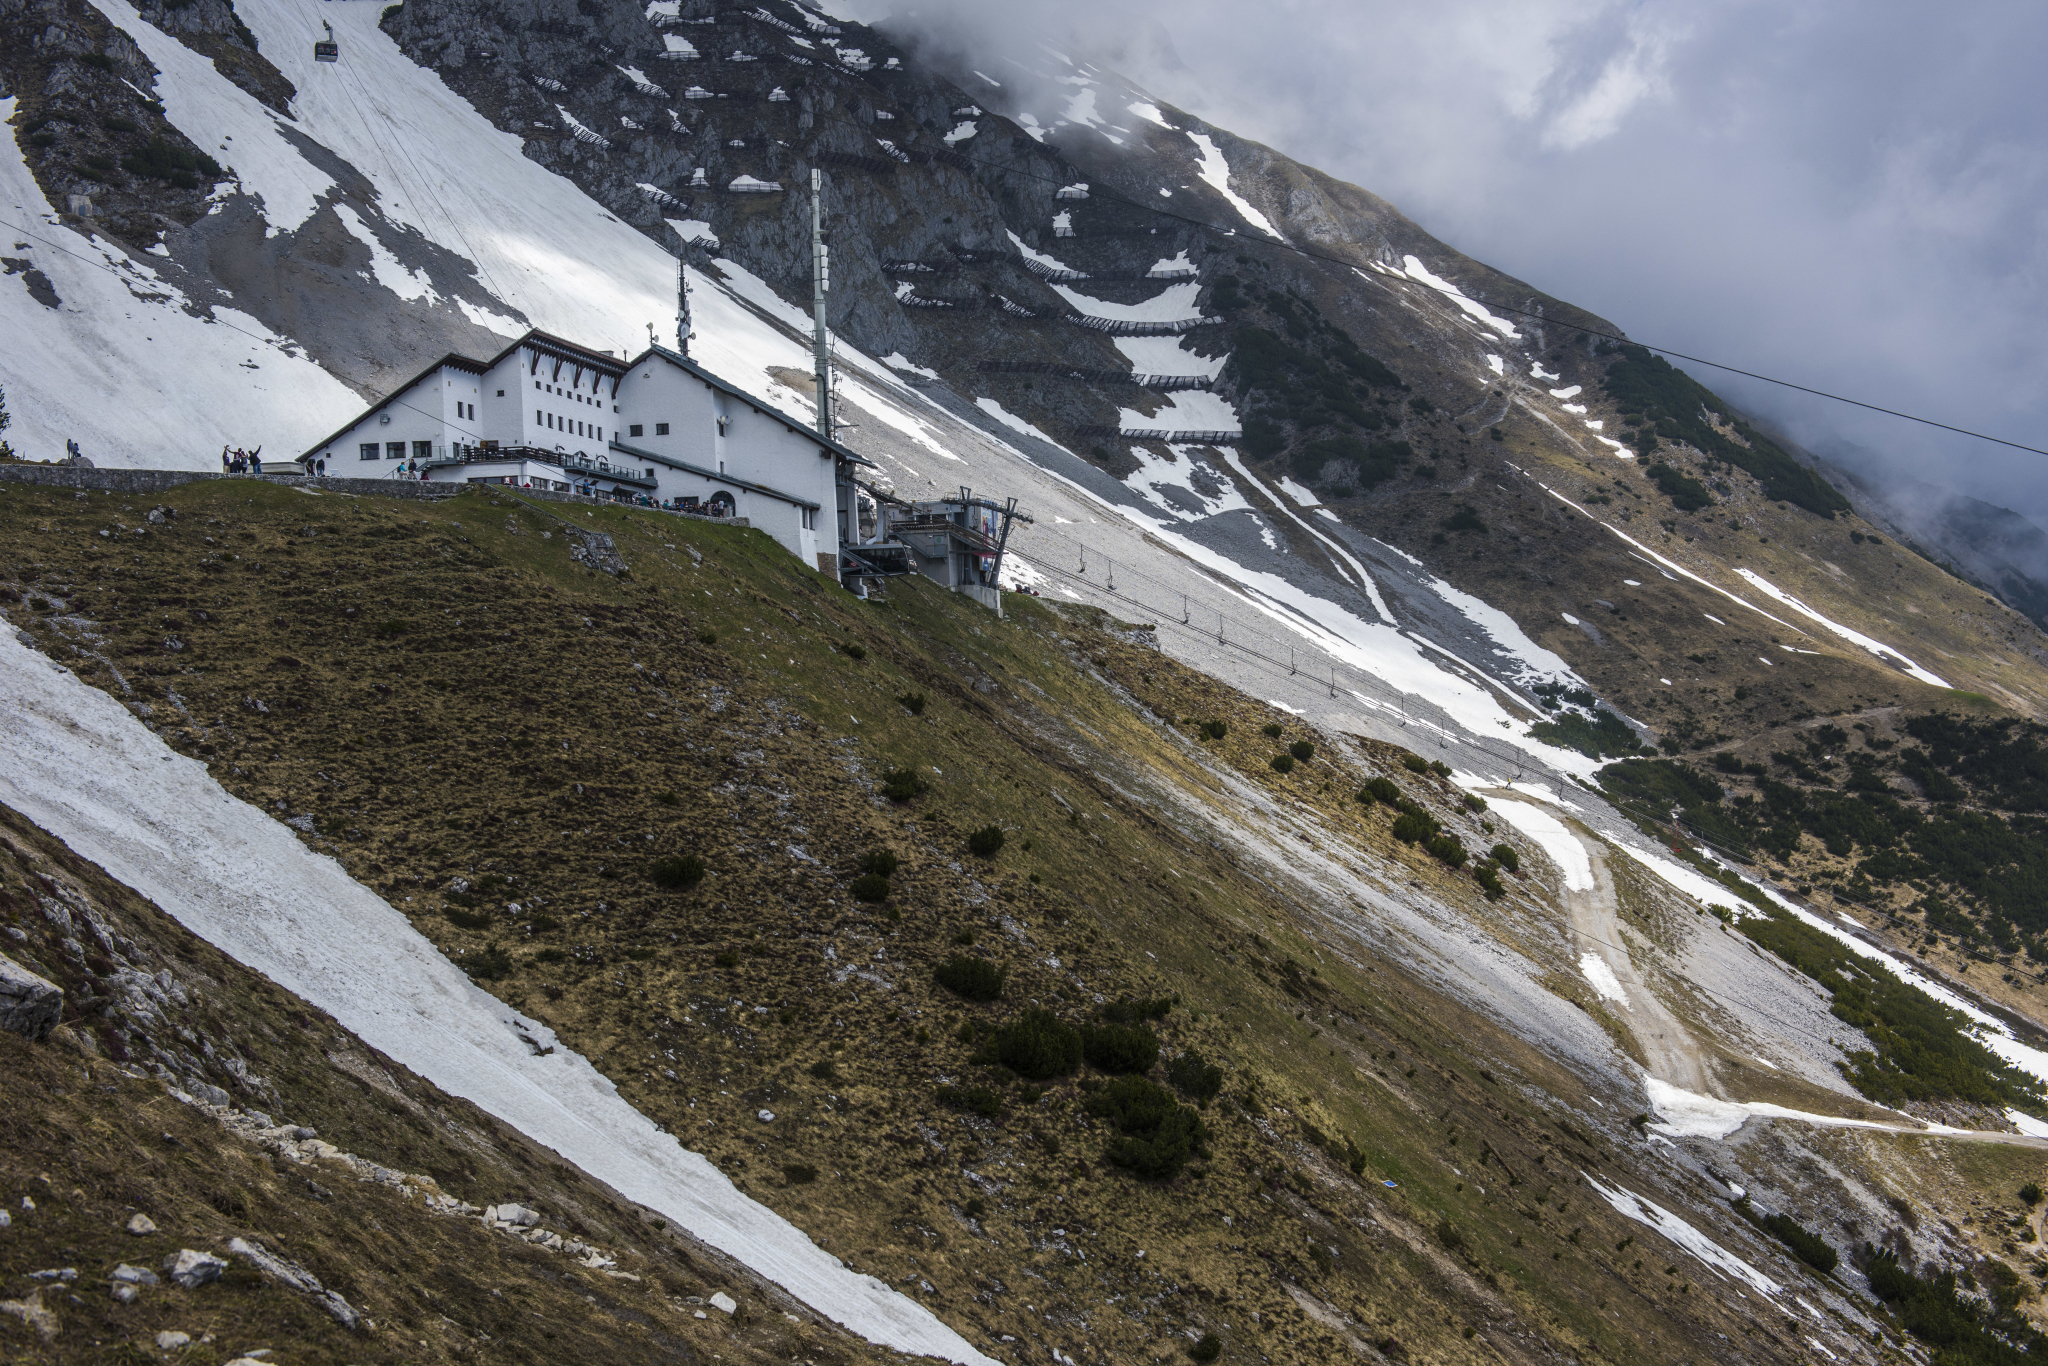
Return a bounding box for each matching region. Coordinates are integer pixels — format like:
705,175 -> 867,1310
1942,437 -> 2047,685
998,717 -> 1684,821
0,624 -> 997,1366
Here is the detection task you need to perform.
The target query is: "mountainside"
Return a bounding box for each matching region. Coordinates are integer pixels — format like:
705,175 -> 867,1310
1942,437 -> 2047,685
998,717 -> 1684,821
9,1 -> 2048,1362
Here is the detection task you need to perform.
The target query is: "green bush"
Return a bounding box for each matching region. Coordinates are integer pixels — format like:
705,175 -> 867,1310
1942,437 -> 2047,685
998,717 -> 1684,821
1085,1075 -> 1208,1179
1102,996 -> 1173,1023
714,950 -> 739,968
1461,793 -> 1487,812
655,790 -> 681,807
937,1084 -> 1003,1118
840,641 -> 867,660
1189,1334 -> 1222,1363
1200,719 -> 1229,740
808,1059 -> 837,1080
1733,1198 -> 1837,1272
464,944 -> 514,981
783,1164 -> 818,1185
698,629 -> 718,644
880,767 -> 929,801
934,956 -> 1006,1002
897,692 -> 927,715
1269,754 -> 1295,774
850,873 -> 891,903
1166,1050 -> 1225,1103
1390,811 -> 1435,844
1426,833 -> 1469,868
446,905 -> 491,930
119,135 -> 221,188
1359,776 -> 1402,805
2023,1182 -> 2043,1207
1261,722 -> 1282,738
1441,507 -> 1488,533
1490,843 -> 1520,872
978,1008 -> 1082,1079
1474,863 -> 1506,900
859,849 -> 900,877
1400,754 -> 1430,775
1429,759 -> 1452,778
373,618 -> 409,638
1081,1022 -> 1159,1074
966,824 -> 1006,857
1645,462 -> 1713,513
650,854 -> 706,889
1288,740 -> 1314,761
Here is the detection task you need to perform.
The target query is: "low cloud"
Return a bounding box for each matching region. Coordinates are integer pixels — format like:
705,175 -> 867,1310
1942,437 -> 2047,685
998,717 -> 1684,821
850,0 -> 2048,521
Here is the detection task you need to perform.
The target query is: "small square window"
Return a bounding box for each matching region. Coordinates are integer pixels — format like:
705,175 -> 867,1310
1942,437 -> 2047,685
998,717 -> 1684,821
359,443 -> 379,461
386,441 -> 405,459
629,424 -> 643,437
413,440 -> 433,459
497,389 -> 505,397
655,422 -> 670,436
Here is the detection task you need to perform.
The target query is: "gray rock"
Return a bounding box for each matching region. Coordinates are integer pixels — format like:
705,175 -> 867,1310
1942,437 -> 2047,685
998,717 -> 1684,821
709,1291 -> 737,1314
27,1269 -> 75,1283
111,1264 -> 158,1285
0,954 -> 62,1042
111,1283 -> 139,1304
125,1213 -> 156,1235
227,1237 -> 360,1330
156,1330 -> 191,1349
162,1249 -> 225,1289
486,1203 -> 539,1226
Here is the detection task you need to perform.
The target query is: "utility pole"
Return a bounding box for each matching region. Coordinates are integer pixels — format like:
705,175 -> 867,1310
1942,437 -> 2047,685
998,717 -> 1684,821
810,167 -> 833,441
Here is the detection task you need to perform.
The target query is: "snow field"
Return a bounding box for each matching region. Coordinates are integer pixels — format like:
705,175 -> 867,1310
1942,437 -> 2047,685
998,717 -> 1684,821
1186,132 -> 1282,239
1488,800 -> 1593,891
1732,568 -> 1949,688
0,628 -> 998,1366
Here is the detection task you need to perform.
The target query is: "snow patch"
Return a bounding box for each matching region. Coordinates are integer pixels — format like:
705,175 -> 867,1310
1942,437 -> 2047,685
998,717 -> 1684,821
1392,256 -> 1520,339
1732,568 -> 1950,688
1276,477 -> 1320,507
1579,952 -> 1629,1006
1586,1176 -> 1781,1299
1186,132 -> 1281,239
881,353 -> 937,380
1489,800 -> 1593,891
975,397 -> 1062,449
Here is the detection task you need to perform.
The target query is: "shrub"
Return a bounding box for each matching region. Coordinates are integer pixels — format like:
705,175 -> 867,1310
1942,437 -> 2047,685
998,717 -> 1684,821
1646,462 -> 1713,512
897,692 -> 927,715
850,873 -> 891,903
1082,1022 -> 1159,1074
1102,996 -> 1172,1023
880,767 -> 928,801
978,1008 -> 1081,1079
935,955 -> 1005,1002
1359,776 -> 1401,805
966,825 -> 1006,857
656,790 -> 681,807
808,1059 -> 837,1080
1269,754 -> 1295,774
1429,759 -> 1452,777
1199,719 -> 1228,740
1390,811 -> 1434,844
465,945 -> 514,981
1289,740 -> 1314,761
698,629 -> 718,644
1734,1198 -> 1836,1273
446,905 -> 491,930
1400,754 -> 1430,774
839,641 -> 866,660
859,850 -> 900,877
1474,863 -> 1506,900
1426,833 -> 1469,869
2024,1182 -> 2043,1207
1462,793 -> 1487,812
963,1196 -> 988,1220
1261,722 -> 1283,738
714,950 -> 739,968
650,854 -> 707,889
1085,1075 -> 1208,1179
937,1084 -> 1003,1118
1190,1335 -> 1222,1362
1166,1050 -> 1225,1103
1490,843 -> 1520,873
1441,507 -> 1488,534
783,1164 -> 818,1185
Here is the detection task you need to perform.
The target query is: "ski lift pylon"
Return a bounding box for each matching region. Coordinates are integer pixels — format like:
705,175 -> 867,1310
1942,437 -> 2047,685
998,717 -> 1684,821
314,20 -> 339,62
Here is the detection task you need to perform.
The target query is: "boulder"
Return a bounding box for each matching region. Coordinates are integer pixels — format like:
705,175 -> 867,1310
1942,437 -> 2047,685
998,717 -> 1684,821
709,1291 -> 737,1315
125,1213 -> 157,1235
155,1331 -> 192,1349
162,1249 -> 226,1289
486,1203 -> 539,1227
111,1265 -> 158,1286
0,955 -> 62,1042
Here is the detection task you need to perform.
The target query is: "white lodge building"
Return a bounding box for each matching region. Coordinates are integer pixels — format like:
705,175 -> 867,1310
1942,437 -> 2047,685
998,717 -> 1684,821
300,328 -> 868,574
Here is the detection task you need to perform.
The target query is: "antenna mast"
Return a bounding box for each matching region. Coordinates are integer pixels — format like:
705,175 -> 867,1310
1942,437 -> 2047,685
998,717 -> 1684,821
809,166 -> 833,440
675,251 -> 692,358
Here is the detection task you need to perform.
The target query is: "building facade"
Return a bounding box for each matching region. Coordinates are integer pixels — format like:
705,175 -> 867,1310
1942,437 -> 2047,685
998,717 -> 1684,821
300,329 -> 866,574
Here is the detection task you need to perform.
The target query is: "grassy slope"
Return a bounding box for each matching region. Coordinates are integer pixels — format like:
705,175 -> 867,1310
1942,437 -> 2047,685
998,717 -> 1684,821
2,475 -> 2003,1365
0,803 -> 886,1366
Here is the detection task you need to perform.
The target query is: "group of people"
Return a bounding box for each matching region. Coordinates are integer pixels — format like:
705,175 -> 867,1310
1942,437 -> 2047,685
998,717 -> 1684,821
220,445 -> 264,474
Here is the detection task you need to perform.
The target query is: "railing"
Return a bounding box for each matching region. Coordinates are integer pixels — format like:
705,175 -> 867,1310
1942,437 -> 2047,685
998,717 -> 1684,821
420,445 -> 657,488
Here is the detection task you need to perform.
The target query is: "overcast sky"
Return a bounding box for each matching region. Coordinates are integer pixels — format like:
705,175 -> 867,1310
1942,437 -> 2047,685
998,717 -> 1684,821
855,0 -> 2048,523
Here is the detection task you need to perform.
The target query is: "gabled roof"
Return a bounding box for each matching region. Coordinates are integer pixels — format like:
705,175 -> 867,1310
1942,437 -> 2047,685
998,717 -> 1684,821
629,343 -> 875,467
298,351 -> 487,461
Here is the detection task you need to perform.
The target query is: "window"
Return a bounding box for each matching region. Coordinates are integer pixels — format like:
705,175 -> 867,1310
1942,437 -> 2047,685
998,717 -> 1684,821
386,441 -> 405,459
535,409 -> 543,425
629,424 -> 643,437
413,440 -> 432,459
802,507 -> 817,530
497,389 -> 505,397
533,380 -> 540,389
655,422 -> 670,435
359,443 -> 379,461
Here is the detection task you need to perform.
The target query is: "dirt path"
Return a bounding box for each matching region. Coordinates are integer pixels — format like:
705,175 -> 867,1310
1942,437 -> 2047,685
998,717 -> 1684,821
1562,837 -> 1714,1094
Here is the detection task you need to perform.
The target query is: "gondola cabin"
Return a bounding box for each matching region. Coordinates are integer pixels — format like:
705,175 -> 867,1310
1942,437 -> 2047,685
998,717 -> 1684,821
314,22 -> 338,62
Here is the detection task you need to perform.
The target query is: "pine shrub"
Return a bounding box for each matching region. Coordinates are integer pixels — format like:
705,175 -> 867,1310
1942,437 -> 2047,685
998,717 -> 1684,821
1166,1050 -> 1225,1103
1390,811 -> 1434,844
1426,833 -> 1469,868
1261,722 -> 1283,738
850,873 -> 891,903
977,1008 -> 1081,1079
1102,996 -> 1172,1023
1085,1075 -> 1208,1179
1081,1022 -> 1159,1074
1270,754 -> 1295,774
966,824 -> 1005,857
1190,1335 -> 1222,1362
650,853 -> 707,889
1289,740 -> 1314,761
937,1084 -> 1003,1118
859,850 -> 899,877
1474,863 -> 1507,900
880,767 -> 929,801
1490,843 -> 1520,872
841,641 -> 867,660
1400,754 -> 1431,775
1359,776 -> 1401,805
935,955 -> 1006,1002
897,692 -> 927,715
1200,720 -> 1229,740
